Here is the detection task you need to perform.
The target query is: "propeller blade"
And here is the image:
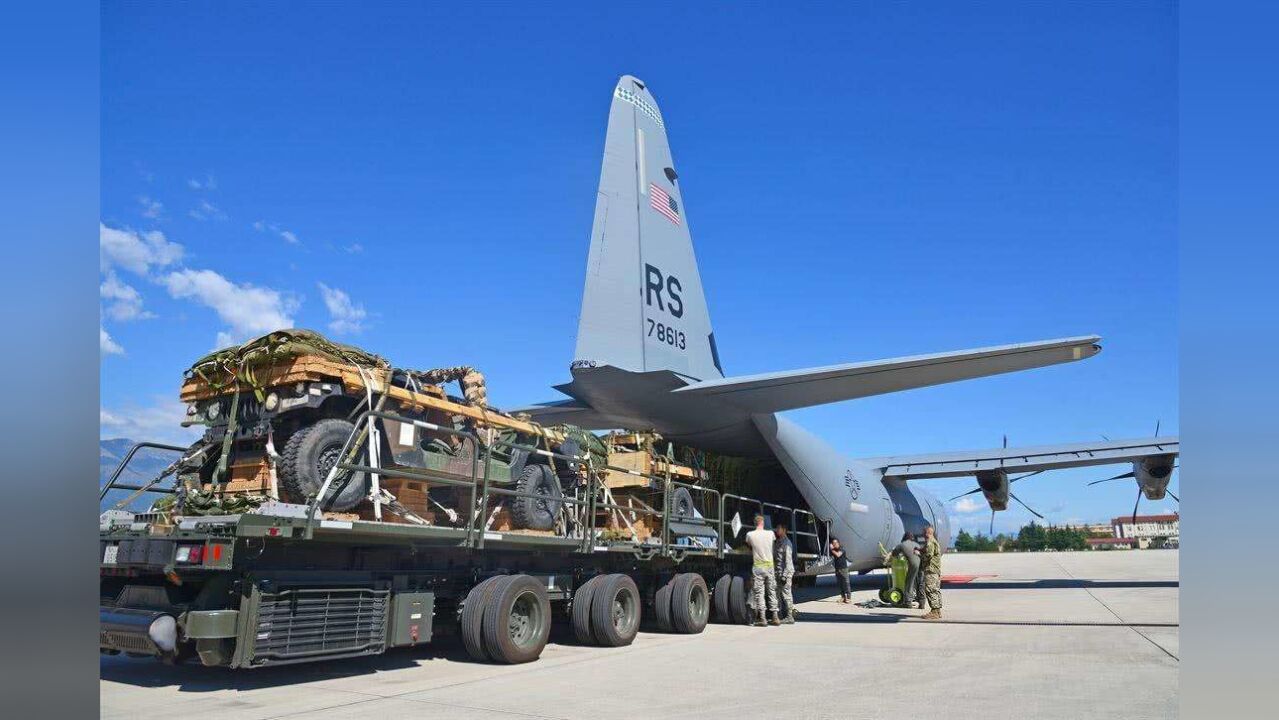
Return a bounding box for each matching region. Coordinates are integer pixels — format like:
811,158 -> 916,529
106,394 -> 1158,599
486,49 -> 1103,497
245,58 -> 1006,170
1132,488 -> 1142,526
1087,471 -> 1136,486
948,487 -> 984,502
990,509 -> 995,535
1101,434 -> 1111,441
1011,469 -> 1046,483
1009,491 -> 1044,519
1155,419 -> 1161,437
1003,434 -> 1008,449
1167,490 -> 1180,503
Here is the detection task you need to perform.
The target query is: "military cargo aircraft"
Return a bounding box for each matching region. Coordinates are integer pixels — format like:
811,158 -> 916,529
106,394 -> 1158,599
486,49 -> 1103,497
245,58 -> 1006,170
519,76 -> 1178,572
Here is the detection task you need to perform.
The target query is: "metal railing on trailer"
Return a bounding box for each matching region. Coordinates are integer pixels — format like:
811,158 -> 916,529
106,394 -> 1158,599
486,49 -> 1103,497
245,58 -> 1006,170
305,408 -> 834,563
99,409 -> 827,564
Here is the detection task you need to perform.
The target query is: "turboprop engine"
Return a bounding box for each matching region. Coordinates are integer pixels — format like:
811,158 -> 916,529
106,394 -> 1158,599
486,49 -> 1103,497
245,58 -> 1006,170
1135,456 -> 1176,500
1088,454 -> 1179,521
975,470 -> 1009,511
951,468 -> 1046,533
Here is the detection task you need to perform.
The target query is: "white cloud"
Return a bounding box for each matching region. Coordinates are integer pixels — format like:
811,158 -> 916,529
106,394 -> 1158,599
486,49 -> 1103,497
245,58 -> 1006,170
952,497 -> 984,514
188,199 -> 227,222
187,174 -> 217,191
100,223 -> 184,275
101,272 -> 154,321
253,220 -> 300,245
162,268 -> 298,345
344,242 -> 364,254
318,283 -> 367,334
138,195 -> 163,219
100,326 -> 124,355
100,399 -> 202,445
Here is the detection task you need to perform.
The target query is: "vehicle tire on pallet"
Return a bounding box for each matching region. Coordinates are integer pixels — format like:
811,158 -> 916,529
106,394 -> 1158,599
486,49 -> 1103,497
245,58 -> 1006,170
670,486 -> 695,519
653,577 -> 675,632
671,573 -> 710,634
712,574 -> 733,623
510,464 -> 563,531
461,575 -> 507,661
279,418 -> 367,511
729,575 -> 751,625
591,574 -> 641,647
482,574 -> 551,664
572,575 -> 607,645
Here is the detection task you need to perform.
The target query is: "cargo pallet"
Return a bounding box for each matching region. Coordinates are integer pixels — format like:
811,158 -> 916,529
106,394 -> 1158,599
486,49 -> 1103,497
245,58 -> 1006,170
100,409 -> 829,668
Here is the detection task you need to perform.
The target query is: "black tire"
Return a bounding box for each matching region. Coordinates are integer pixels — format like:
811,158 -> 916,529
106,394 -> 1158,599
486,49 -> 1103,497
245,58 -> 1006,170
653,578 -> 675,632
278,418 -> 367,511
461,576 -> 507,661
729,575 -> 750,625
712,574 -> 733,623
670,487 -> 695,519
878,588 -> 892,604
482,574 -> 551,664
509,464 -> 563,531
591,574 -> 641,647
572,575 -> 607,645
671,573 -> 710,634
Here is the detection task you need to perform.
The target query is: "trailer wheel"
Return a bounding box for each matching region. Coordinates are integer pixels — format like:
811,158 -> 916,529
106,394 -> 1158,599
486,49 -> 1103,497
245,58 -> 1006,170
510,464 -> 563,531
572,575 -> 606,645
712,574 -> 733,623
461,575 -> 507,661
482,575 -> 551,664
279,418 -> 368,510
729,575 -> 750,625
591,574 -> 641,647
653,578 -> 675,632
671,573 -> 710,634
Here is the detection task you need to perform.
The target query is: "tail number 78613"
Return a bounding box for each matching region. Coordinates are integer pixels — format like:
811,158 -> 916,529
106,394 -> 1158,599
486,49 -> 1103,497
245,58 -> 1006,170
647,319 -> 686,350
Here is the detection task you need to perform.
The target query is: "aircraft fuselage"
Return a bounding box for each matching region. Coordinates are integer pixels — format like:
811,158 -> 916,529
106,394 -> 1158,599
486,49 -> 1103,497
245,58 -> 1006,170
558,365 -> 951,571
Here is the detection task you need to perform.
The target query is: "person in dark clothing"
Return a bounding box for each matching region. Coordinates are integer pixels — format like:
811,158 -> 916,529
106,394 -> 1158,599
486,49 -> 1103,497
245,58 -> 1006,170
884,532 -> 922,609
830,538 -> 851,603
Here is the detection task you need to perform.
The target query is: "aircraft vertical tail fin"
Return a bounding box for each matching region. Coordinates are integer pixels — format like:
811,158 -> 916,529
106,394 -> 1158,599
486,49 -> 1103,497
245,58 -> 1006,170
573,76 -> 723,381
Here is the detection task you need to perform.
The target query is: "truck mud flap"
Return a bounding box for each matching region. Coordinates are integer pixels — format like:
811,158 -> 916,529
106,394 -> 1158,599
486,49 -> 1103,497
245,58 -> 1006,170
239,586 -> 389,668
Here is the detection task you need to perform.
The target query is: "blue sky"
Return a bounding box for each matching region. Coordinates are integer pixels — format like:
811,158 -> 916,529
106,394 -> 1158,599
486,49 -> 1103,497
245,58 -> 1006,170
100,1 -> 1176,534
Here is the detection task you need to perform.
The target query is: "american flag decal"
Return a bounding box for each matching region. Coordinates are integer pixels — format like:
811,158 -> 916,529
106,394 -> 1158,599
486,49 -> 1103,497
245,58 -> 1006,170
649,182 -> 680,225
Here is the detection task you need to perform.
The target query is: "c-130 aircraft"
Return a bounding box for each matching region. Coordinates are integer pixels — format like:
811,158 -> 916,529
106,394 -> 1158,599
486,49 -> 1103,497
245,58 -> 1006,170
519,76 -> 1179,572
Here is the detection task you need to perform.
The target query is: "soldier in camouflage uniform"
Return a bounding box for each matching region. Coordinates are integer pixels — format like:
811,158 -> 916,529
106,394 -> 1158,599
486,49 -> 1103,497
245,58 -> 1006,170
744,515 -> 781,626
919,525 -> 943,620
773,524 -> 797,624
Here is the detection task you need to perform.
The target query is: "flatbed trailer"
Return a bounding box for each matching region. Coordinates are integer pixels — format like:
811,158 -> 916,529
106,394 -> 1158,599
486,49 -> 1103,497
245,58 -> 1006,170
100,409 -> 830,668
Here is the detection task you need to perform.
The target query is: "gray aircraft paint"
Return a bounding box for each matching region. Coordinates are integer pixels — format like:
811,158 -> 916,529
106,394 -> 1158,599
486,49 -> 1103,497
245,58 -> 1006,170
575,76 -> 722,382
526,76 -> 1178,571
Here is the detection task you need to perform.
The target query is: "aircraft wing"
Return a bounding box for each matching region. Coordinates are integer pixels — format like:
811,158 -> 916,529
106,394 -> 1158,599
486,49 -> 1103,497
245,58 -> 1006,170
859,437 -> 1179,480
670,336 -> 1101,414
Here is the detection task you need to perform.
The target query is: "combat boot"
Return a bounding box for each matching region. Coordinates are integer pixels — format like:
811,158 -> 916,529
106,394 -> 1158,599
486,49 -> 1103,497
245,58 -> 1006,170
752,611 -> 767,627
921,609 -> 941,620
768,611 -> 782,626
781,610 -> 796,625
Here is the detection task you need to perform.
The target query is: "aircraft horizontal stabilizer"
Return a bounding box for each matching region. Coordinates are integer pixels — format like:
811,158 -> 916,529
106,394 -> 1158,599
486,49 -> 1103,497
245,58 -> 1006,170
510,399 -> 617,429
670,336 -> 1101,413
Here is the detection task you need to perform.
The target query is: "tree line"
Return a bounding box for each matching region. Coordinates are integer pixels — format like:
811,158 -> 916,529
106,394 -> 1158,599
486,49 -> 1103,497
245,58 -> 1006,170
953,521 -> 1092,552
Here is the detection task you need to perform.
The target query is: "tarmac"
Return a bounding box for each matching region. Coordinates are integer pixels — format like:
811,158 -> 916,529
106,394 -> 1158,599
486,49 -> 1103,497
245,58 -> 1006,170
100,549 -> 1179,719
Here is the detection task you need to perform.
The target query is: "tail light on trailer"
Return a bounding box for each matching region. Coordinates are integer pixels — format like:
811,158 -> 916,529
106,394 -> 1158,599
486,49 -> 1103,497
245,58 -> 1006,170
175,544 -> 205,564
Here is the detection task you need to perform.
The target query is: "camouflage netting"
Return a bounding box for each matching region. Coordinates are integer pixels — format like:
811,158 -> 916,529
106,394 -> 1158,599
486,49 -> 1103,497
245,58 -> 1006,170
402,366 -> 488,407
186,329 -> 390,396
549,424 -> 610,470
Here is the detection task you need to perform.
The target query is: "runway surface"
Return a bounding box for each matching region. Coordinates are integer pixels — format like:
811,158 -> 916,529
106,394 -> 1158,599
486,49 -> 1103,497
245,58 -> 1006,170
101,549 -> 1179,719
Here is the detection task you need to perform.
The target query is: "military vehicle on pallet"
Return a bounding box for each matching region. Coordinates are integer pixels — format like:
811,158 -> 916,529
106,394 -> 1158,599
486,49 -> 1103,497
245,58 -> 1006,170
100,330 -> 829,667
